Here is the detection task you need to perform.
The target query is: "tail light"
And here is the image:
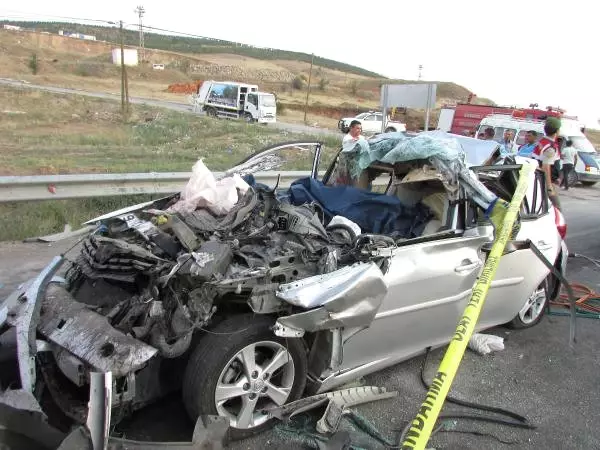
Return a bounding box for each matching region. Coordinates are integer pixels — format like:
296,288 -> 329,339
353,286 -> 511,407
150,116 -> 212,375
554,207 -> 567,239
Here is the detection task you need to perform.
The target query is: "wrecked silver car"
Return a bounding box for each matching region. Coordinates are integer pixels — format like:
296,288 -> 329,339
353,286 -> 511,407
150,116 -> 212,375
0,134 -> 568,439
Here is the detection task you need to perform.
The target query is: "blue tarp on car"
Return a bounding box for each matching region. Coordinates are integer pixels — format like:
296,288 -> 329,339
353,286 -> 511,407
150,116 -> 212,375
288,177 -> 432,238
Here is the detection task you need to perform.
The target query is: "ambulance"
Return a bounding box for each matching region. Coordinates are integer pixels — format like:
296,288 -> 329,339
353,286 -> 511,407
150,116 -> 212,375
477,113 -> 599,186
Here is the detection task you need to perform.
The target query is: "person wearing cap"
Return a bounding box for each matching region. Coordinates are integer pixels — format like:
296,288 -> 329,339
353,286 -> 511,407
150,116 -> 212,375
532,116 -> 562,208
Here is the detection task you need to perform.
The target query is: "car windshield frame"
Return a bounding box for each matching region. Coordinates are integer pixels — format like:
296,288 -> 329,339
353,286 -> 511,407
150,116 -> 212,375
225,141 -> 324,179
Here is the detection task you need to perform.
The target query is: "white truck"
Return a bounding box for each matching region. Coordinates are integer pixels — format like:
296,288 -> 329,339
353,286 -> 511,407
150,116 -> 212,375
338,111 -> 406,135
192,80 -> 277,124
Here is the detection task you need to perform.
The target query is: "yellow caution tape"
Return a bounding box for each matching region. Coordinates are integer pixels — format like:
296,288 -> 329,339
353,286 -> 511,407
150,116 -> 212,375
401,162 -> 533,450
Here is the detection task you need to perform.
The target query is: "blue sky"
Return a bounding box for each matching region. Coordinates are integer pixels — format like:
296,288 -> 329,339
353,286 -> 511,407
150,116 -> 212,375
2,0 -> 598,128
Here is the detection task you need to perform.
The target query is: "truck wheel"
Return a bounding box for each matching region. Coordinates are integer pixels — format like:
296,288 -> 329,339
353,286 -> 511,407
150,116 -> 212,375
385,127 -> 396,133
244,113 -> 254,123
182,314 -> 307,440
206,108 -> 217,118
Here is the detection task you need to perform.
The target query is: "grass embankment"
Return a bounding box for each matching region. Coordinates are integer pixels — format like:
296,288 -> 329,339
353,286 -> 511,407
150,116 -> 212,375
0,86 -> 340,241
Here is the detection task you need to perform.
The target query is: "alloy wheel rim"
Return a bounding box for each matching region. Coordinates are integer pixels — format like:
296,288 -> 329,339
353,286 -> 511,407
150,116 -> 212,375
214,341 -> 294,429
518,287 -> 546,324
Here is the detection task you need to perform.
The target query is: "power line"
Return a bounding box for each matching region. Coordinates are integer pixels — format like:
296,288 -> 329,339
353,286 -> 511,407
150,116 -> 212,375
139,24 -> 214,41
0,9 -> 117,25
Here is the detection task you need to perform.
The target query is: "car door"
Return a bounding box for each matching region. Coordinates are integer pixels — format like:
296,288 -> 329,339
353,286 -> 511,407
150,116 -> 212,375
478,167 -> 560,328
361,114 -> 377,134
339,204 -> 486,371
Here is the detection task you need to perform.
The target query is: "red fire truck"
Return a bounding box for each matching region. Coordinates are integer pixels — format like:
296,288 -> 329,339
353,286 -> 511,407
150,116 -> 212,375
437,103 -> 565,136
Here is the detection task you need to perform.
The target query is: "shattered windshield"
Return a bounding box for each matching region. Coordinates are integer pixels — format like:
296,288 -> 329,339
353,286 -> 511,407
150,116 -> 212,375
225,142 -> 324,178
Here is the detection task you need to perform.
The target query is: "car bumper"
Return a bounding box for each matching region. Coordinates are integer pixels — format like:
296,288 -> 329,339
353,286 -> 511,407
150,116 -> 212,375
1,257 -> 157,394
577,170 -> 600,181
258,116 -> 276,124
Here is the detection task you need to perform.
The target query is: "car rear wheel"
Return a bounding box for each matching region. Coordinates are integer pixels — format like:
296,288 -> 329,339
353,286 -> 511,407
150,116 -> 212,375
385,127 -> 396,133
182,314 -> 307,440
581,181 -> 597,187
507,281 -> 548,329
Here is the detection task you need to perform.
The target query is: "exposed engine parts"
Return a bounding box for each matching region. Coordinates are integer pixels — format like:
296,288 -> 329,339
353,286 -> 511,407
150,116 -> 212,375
65,183 -> 394,360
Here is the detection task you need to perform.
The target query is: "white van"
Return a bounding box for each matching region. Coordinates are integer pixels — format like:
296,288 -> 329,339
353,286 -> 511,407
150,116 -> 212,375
477,115 -> 600,186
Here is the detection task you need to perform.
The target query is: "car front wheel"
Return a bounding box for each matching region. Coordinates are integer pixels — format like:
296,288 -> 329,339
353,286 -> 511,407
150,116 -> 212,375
507,281 -> 548,329
182,314 -> 307,440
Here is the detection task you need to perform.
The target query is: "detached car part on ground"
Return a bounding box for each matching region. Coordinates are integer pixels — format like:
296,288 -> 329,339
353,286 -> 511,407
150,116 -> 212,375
0,134 -> 568,441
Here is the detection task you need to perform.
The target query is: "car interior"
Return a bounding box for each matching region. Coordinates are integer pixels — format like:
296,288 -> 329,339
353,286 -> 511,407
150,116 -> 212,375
321,150 -> 462,243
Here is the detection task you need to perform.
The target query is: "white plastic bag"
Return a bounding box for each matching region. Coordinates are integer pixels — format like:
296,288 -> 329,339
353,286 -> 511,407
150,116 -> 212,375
468,333 -> 504,355
167,160 -> 249,215
326,216 -> 362,237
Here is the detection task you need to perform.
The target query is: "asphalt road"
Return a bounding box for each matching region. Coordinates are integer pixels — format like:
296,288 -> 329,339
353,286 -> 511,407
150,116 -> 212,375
0,78 -> 338,138
0,186 -> 599,449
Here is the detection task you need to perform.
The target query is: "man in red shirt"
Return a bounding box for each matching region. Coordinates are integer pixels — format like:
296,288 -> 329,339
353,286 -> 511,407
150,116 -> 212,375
532,116 -> 561,209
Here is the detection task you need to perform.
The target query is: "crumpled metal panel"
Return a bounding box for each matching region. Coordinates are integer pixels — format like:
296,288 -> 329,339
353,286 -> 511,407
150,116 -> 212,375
38,283 -> 158,377
275,263 -> 388,332
277,263 -> 386,309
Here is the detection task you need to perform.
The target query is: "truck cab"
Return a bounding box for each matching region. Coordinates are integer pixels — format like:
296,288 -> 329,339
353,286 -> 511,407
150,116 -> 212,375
244,92 -> 277,124
192,80 -> 277,124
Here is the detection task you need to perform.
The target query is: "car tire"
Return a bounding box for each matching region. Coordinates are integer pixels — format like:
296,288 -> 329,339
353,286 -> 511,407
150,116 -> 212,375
581,181 -> 596,187
506,279 -> 549,329
182,314 -> 307,440
567,170 -> 578,186
385,127 -> 396,133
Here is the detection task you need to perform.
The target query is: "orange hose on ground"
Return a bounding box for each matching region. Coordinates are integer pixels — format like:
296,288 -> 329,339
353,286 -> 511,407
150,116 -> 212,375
551,283 -> 600,314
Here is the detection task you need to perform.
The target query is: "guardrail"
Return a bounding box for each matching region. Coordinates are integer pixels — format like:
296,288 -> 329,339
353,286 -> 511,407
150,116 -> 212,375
0,171 -> 317,202
0,171 -> 391,203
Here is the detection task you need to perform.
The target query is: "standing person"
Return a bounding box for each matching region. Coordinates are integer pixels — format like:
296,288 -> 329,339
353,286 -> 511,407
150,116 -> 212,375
499,129 -> 515,156
517,130 -> 538,157
342,120 -> 365,150
532,117 -> 562,208
560,139 -> 578,190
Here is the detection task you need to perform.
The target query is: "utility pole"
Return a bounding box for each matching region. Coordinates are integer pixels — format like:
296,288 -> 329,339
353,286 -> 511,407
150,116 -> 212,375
119,20 -> 130,120
303,53 -> 314,124
134,5 -> 146,62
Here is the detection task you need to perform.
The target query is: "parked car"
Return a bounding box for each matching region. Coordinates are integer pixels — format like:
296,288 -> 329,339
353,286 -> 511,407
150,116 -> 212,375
338,111 -> 406,134
0,135 -> 567,440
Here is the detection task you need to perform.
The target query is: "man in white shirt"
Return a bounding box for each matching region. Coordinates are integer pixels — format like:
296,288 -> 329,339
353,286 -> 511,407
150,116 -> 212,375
560,139 -> 578,190
342,120 -> 365,151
